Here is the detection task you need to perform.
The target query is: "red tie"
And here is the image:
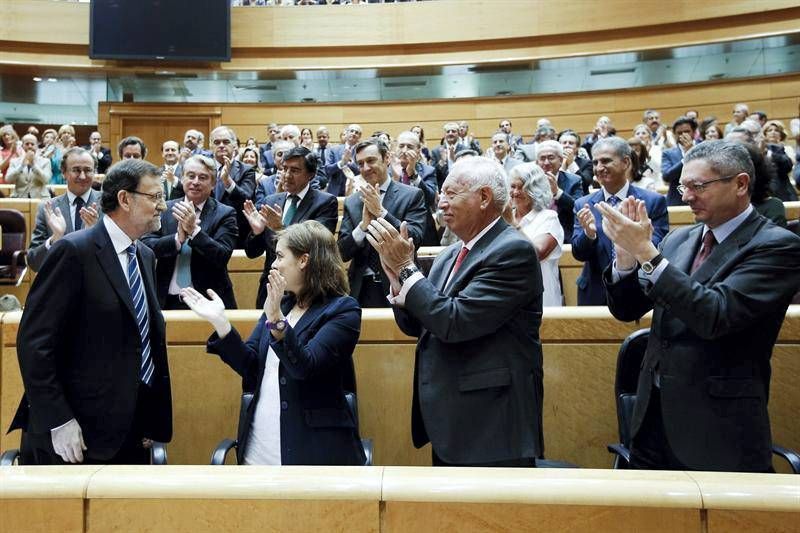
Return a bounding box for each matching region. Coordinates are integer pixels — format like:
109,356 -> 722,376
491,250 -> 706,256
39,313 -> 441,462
691,230 -> 716,274
452,246 -> 470,276
401,170 -> 410,185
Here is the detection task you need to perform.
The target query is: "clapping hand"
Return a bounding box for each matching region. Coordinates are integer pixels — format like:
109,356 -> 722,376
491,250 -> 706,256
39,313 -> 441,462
597,197 -> 657,267
243,199 -> 267,235
172,200 -> 198,239
220,156 -> 233,188
260,203 -> 284,231
577,205 -> 598,240
79,202 -> 100,228
365,218 -> 415,275
44,200 -> 67,242
264,269 -> 287,336
180,287 -> 231,338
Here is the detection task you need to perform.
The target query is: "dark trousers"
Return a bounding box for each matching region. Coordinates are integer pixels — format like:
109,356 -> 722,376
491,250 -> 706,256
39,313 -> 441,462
357,276 -> 390,308
20,384 -> 153,465
432,449 -> 536,468
628,387 -> 687,470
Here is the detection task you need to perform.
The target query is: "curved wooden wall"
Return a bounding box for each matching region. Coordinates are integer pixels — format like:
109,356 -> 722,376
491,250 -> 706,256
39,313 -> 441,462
1,1 -> 799,72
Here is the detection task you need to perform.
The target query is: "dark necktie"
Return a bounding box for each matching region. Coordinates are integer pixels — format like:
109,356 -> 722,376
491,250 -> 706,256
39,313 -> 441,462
452,246 -> 470,276
73,196 -> 85,231
126,244 -> 154,386
691,230 -> 716,274
283,195 -> 298,226
319,147 -> 326,163
215,167 -> 224,199
401,170 -> 410,185
606,195 -> 620,207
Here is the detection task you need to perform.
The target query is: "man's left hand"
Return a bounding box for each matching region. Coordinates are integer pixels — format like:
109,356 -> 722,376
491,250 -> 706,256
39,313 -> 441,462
597,197 -> 658,264
360,183 -> 383,218
365,218 -> 415,275
79,202 -> 100,228
220,156 -> 233,188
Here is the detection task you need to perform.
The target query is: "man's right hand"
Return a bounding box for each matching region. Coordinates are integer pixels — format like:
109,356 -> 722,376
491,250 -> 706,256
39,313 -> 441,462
51,418 -> 87,463
44,200 -> 67,242
577,205 -> 598,240
243,199 -> 267,235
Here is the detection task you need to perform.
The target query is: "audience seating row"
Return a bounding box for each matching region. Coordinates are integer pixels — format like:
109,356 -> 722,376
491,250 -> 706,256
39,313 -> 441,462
2,198 -> 798,308
1,464 -> 797,533
1,307 -> 797,471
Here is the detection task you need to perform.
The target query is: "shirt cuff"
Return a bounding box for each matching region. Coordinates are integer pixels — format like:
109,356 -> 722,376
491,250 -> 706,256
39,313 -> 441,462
611,260 -> 637,283
387,271 -> 424,307
174,233 -> 182,250
352,224 -> 367,245
45,236 -> 52,250
189,225 -> 202,239
225,180 -> 236,194
641,257 -> 669,284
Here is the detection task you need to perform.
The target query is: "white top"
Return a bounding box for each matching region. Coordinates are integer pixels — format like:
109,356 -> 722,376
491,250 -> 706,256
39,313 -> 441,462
520,209 -> 563,307
243,310 -> 301,465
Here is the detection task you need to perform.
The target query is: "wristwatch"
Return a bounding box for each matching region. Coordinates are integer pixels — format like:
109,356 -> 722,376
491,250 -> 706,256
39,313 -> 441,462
399,264 -> 421,284
640,253 -> 664,275
266,318 -> 288,332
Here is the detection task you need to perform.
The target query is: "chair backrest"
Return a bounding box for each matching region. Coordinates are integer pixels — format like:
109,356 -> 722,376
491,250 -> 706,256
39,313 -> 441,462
0,209 -> 26,264
239,392 -> 255,436
614,328 -> 650,447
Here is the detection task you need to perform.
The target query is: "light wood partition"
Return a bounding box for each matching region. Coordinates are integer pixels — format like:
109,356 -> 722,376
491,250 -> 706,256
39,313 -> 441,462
2,466 -> 798,533
97,75 -> 800,160
2,307 -> 798,470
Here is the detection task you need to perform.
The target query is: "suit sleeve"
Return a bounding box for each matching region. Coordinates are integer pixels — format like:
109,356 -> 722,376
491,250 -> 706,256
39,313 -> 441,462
570,200 -> 597,261
270,299 -> 361,380
403,237 -> 540,343
207,323 -> 264,382
317,194 -> 340,235
418,170 -> 438,209
392,306 -> 424,338
227,165 -> 256,208
661,149 -> 683,185
244,230 -> 268,259
337,202 -> 360,262
189,208 -> 237,266
648,195 -> 669,246
26,202 -> 52,272
383,188 -> 427,248
603,263 -> 654,322
17,239 -> 83,431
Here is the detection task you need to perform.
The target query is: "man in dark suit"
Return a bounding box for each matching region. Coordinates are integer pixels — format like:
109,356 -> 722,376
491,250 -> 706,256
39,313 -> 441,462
661,116 -> 698,206
535,140 -> 583,243
338,138 -> 427,308
142,155 -> 238,310
181,129 -> 212,161
393,130 -> 440,246
558,130 -> 595,194
365,156 -> 544,466
259,122 -> 279,174
27,147 -> 103,272
11,159 -> 173,465
86,131 -> 112,174
600,140 -> 800,471
243,147 -> 338,309
324,123 -> 363,196
572,137 -> 669,305
210,125 -> 256,247
158,140 -> 184,200
430,122 -> 465,187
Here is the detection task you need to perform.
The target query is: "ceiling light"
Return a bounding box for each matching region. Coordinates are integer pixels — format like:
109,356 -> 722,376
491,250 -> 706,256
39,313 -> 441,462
47,78 -> 58,82
33,77 -> 42,82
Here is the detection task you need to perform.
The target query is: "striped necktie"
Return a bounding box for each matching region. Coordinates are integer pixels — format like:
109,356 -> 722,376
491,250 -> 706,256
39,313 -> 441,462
126,244 -> 154,386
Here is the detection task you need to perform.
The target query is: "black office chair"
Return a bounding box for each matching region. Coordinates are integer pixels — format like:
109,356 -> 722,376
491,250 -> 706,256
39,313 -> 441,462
0,209 -> 28,285
210,391 -> 373,466
0,442 -> 168,465
607,328 -> 800,473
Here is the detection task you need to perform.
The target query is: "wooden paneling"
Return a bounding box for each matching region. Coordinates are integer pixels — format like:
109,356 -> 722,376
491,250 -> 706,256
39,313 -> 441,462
96,76 -> 800,150
0,499 -> 84,533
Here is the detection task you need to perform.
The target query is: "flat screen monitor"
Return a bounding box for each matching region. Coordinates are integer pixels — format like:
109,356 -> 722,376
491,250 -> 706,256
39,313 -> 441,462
90,1 -> 231,62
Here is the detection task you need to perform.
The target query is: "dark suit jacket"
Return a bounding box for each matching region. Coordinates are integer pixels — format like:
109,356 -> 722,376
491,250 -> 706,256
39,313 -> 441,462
259,142 -> 275,173
84,146 -> 112,175
142,197 -> 238,309
11,222 -> 172,460
245,188 -> 339,308
157,165 -> 184,200
389,163 -> 440,246
215,159 -> 256,247
393,220 -> 544,464
207,294 -> 366,465
604,210 -> 800,471
337,180 -> 427,302
324,158 -> 360,198
556,170 -> 583,243
661,146 -> 686,206
429,142 -> 465,187
26,189 -> 104,272
571,186 -> 669,305
575,156 -> 595,194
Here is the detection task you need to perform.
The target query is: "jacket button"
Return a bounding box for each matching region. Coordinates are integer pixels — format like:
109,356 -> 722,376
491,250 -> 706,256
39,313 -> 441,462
661,341 -> 670,349
279,377 -> 287,386
281,401 -> 288,410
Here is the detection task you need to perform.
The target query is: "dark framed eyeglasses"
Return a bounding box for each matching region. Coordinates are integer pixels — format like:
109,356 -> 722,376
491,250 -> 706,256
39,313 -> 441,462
677,174 -> 737,195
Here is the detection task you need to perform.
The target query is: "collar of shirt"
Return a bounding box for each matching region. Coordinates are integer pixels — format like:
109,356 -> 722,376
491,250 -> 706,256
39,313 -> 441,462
102,215 -> 134,256
292,182 -> 311,202
460,216 -> 502,251
377,176 -> 391,195
66,189 -> 93,206
703,204 -> 753,244
602,181 -> 630,202
192,200 -> 206,214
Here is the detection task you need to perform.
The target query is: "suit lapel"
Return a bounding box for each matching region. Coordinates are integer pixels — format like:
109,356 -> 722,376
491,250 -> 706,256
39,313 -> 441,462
58,194 -> 73,231
382,180 -> 398,212
674,224 -> 703,274
690,211 -> 762,283
93,224 -> 137,321
430,245 -> 459,292
199,197 -> 217,234
292,190 -> 315,224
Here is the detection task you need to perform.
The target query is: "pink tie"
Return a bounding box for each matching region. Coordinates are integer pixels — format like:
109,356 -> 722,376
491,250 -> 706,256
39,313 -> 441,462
691,230 -> 716,274
452,246 -> 470,276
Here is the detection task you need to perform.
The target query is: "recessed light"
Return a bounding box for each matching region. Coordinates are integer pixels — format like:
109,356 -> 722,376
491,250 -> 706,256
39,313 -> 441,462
47,78 -> 58,82
33,77 -> 42,82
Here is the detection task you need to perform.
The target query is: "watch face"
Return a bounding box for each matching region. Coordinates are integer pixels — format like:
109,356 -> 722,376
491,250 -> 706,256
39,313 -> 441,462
275,320 -> 287,331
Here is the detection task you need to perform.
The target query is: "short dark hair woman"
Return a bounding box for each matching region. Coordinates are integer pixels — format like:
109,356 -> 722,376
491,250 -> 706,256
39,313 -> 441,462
181,220 -> 366,465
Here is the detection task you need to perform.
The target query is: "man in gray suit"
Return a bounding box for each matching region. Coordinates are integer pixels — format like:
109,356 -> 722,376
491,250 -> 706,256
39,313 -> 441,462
600,140 -> 800,472
490,131 -> 521,174
337,138 -> 427,308
27,147 -> 103,272
365,157 -> 544,466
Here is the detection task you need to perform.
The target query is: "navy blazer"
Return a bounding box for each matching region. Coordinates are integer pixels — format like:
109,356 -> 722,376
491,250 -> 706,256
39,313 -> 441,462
244,188 -> 339,308
207,294 -> 366,465
605,210 -> 800,471
142,197 -> 238,309
661,146 -> 686,206
214,159 -> 257,247
389,163 -> 440,246
556,170 -> 583,243
571,185 -> 669,305
12,222 -> 172,459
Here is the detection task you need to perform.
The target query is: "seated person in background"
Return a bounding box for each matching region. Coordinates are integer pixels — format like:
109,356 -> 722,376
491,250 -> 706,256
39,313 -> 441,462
142,155 -> 238,310
0,124 -> 22,183
430,122 -> 465,188
489,131 -> 521,174
558,129 -> 595,194
535,140 -> 582,243
626,137 -> 658,192
26,147 -> 102,272
742,144 -> 787,227
390,130 -> 440,246
600,140 -> 800,472
572,137 -> 668,306
509,164 -> 563,307
6,133 -> 52,198
118,136 -> 147,160
243,147 -> 338,309
661,115 -> 698,206
181,220 -> 366,465
240,146 -> 265,189
255,140 -> 293,203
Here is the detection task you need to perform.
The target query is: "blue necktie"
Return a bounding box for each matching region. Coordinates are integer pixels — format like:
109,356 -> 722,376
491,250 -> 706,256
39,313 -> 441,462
126,244 -> 154,386
74,197 -> 85,231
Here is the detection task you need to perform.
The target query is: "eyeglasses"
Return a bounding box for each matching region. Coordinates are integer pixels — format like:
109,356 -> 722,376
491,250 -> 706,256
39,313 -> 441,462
68,167 -> 95,176
677,174 -> 737,195
128,190 -> 165,203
